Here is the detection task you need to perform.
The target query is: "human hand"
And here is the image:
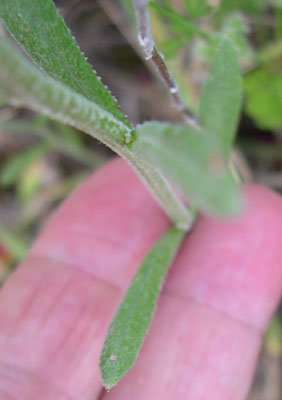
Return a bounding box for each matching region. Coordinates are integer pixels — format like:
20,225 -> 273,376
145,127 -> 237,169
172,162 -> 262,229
0,158 -> 281,400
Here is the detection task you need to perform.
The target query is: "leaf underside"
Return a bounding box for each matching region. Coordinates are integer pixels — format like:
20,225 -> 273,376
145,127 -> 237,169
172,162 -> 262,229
199,36 -> 243,157
133,121 -> 243,217
0,0 -> 131,127
0,37 -> 132,146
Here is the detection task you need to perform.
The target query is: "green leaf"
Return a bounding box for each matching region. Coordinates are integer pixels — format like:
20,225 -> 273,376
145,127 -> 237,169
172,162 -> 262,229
0,37 -> 134,147
0,0 -> 130,127
244,65 -> 282,130
274,5 -> 282,40
0,224 -> 28,262
100,226 -> 185,390
185,0 -> 212,18
133,121 -> 242,216
17,158 -> 45,204
199,36 -> 243,157
265,314 -> 282,356
0,142 -> 50,186
149,2 -> 209,40
216,0 -> 269,17
197,15 -> 252,63
161,37 -> 185,59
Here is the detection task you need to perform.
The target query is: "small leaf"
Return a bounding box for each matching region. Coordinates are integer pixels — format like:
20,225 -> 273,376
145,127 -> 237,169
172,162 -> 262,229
0,0 -> 130,127
222,15 -> 251,57
0,224 -> 28,262
244,64 -> 282,130
199,36 -> 243,157
100,226 -> 185,390
17,158 -> 45,204
133,121 -> 242,216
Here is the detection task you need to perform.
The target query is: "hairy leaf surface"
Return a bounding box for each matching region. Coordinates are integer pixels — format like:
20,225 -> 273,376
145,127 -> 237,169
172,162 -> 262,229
100,226 -> 184,389
199,37 -> 242,157
134,122 -> 242,216
0,0 -> 130,127
0,38 -> 133,146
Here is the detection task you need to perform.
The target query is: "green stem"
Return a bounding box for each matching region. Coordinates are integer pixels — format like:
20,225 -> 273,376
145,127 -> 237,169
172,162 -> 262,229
119,149 -> 194,230
0,37 -> 193,230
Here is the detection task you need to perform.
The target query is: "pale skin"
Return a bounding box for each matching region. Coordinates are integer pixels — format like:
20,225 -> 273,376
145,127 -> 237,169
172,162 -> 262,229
0,158 -> 282,400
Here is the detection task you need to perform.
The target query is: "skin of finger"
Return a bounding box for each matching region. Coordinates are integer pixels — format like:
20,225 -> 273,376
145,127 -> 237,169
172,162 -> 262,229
102,293 -> 261,400
0,256 -> 120,399
99,165 -> 282,399
0,158 -> 280,399
31,158 -> 282,330
0,159 -> 170,399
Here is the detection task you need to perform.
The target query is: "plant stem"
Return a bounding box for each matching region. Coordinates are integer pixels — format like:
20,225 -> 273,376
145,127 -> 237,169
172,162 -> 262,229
132,0 -> 200,130
0,37 -> 193,230
120,149 -> 194,230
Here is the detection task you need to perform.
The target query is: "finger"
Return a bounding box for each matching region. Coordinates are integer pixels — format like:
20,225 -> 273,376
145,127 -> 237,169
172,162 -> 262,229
0,158 -> 170,399
31,157 -> 171,290
0,158 -> 281,400
103,184 -> 282,400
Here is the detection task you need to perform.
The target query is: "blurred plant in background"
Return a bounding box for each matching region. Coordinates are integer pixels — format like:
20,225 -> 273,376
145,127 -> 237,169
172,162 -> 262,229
0,0 -> 282,397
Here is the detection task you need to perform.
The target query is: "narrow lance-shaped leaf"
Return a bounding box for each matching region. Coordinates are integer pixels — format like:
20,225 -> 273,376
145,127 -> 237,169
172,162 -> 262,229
199,36 -> 243,157
133,121 -> 243,216
0,0 -> 131,127
100,226 -> 185,390
0,38 -> 134,147
0,37 -> 189,228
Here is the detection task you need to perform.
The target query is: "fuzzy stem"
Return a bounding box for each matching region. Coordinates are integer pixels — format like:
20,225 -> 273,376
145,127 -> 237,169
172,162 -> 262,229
0,37 -> 193,230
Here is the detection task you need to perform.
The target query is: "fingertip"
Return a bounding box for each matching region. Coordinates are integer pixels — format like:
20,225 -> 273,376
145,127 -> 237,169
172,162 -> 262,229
166,183 -> 282,332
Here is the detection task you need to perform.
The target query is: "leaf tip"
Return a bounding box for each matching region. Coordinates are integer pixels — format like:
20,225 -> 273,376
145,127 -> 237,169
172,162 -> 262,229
102,381 -> 115,391
101,372 -> 119,391
100,352 -> 122,391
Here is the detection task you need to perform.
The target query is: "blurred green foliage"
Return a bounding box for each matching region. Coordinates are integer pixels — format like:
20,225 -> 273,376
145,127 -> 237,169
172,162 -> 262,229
245,64 -> 282,130
150,0 -> 282,135
216,0 -> 270,16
